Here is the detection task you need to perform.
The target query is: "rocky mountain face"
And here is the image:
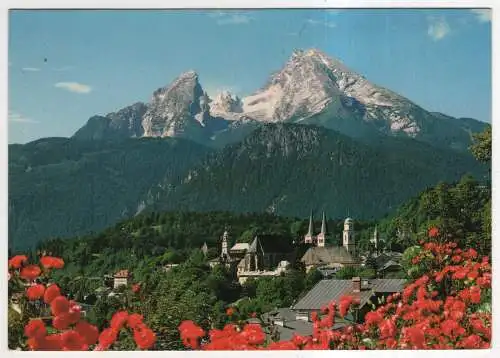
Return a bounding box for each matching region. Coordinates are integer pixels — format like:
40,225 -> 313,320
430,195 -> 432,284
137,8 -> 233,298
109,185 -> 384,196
142,71 -> 211,138
72,48 -> 487,150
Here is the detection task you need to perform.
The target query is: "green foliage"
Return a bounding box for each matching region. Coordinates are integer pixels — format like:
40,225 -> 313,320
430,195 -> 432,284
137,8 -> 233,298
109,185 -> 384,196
9,137 -> 210,251
304,268 -> 323,290
401,246 -> 422,278
8,307 -> 24,350
469,125 -> 491,163
335,266 -> 376,280
379,174 -> 491,254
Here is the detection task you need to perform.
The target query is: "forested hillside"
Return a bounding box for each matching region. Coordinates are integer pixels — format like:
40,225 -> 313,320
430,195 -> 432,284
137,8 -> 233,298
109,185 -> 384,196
8,137 -> 210,250
151,123 -> 487,219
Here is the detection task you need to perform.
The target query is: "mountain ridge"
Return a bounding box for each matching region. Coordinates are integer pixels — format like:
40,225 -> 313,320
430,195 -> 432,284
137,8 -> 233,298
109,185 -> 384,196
73,48 -> 488,151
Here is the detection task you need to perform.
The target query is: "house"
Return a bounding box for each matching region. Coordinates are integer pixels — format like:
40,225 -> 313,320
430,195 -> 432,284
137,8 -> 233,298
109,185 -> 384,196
261,307 -> 351,342
365,251 -> 403,276
113,269 -> 131,289
291,277 -> 406,323
230,242 -> 250,259
163,263 -> 179,272
237,260 -> 291,284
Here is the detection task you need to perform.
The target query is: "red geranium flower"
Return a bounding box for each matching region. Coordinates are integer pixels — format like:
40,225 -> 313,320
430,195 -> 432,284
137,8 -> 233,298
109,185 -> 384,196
110,311 -> 129,330
74,321 -> 99,346
27,333 -> 63,351
98,328 -> 118,350
127,313 -> 144,329
404,327 -> 426,348
40,256 -> 65,270
52,313 -> 72,330
24,319 -> 47,339
61,330 -> 88,351
26,284 -> 46,301
132,284 -> 141,293
51,296 -> 70,316
428,227 -> 439,238
179,320 -> 204,349
9,255 -> 28,269
378,319 -> 396,339
44,284 -> 61,304
470,286 -> 481,304
20,265 -> 42,281
133,326 -> 156,349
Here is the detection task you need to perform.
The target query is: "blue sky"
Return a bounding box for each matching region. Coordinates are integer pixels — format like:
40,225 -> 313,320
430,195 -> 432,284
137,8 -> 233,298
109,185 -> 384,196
8,8 -> 491,144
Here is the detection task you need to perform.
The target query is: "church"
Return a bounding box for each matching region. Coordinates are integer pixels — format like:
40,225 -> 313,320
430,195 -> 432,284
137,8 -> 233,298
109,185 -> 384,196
208,229 -> 297,283
300,213 -> 361,272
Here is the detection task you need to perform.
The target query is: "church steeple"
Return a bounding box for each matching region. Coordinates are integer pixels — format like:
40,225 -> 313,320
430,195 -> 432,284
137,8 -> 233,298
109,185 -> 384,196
371,226 -> 380,253
201,242 -> 208,257
307,210 -> 314,235
304,210 -> 314,244
321,212 -> 327,235
316,212 -> 327,247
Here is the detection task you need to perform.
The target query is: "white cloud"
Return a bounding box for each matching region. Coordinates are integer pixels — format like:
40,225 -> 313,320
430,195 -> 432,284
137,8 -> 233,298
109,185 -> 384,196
21,67 -> 40,72
8,111 -> 39,124
54,82 -> 92,94
427,16 -> 451,41
306,18 -> 337,29
208,11 -> 253,25
470,9 -> 491,23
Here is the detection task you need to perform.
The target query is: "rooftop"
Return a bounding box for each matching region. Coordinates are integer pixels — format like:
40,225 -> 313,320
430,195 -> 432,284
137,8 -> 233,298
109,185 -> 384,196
292,278 -> 406,311
113,269 -> 130,278
230,242 -> 250,252
248,235 -> 295,254
301,246 -> 358,265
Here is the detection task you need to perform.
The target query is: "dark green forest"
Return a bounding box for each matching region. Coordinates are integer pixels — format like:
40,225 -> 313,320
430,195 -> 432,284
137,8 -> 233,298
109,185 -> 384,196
8,137 -> 210,250
152,124 -> 487,220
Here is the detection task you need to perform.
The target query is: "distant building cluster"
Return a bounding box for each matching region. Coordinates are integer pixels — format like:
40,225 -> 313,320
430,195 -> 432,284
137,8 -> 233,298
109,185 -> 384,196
301,213 -> 360,272
208,230 -> 295,284
205,214 -> 371,283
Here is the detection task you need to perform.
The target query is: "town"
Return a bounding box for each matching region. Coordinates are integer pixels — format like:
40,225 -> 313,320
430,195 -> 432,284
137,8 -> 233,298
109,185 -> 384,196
43,215 -> 406,342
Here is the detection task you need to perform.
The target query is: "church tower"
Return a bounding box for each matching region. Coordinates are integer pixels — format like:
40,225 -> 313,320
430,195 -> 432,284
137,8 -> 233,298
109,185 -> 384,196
220,229 -> 231,262
201,242 -> 208,257
343,218 -> 355,255
316,212 -> 328,247
370,226 -> 379,253
304,211 -> 315,244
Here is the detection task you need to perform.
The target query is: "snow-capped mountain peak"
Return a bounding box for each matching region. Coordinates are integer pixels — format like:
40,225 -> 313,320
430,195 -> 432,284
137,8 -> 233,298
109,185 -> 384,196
73,48 -> 485,149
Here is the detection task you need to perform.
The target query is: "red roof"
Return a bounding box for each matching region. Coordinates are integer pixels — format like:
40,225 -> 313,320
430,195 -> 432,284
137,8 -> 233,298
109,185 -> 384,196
113,269 -> 130,278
